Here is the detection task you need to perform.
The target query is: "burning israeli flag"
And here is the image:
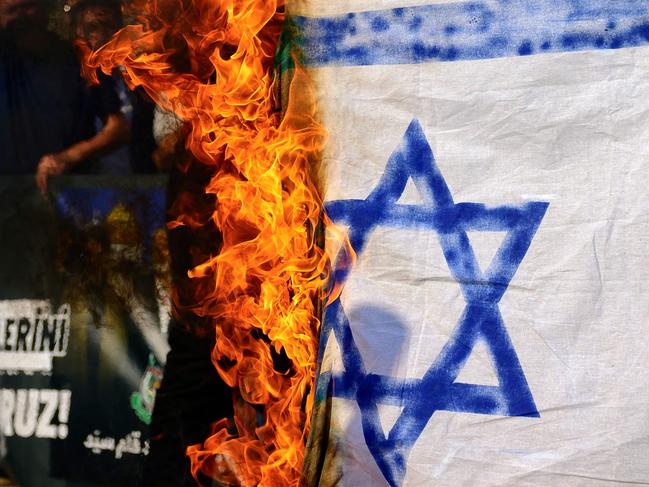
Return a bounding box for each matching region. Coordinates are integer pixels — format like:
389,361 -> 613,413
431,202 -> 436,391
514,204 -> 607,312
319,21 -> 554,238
295,1 -> 649,485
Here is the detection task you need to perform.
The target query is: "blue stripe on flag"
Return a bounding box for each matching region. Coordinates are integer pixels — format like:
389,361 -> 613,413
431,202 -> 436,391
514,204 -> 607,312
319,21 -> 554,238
295,0 -> 649,67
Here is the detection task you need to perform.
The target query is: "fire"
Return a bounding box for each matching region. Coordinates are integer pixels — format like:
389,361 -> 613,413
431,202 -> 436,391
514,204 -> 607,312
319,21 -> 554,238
81,0 -> 348,485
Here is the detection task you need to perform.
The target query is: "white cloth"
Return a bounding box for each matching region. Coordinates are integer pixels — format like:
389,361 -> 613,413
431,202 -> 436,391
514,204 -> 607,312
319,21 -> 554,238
300,1 -> 649,485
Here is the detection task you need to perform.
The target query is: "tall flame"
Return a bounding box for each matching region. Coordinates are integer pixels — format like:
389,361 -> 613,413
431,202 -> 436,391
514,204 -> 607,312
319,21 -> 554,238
81,0 -> 348,484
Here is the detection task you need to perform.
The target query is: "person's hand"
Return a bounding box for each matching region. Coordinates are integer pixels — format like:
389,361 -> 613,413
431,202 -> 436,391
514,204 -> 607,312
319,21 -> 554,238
36,152 -> 72,194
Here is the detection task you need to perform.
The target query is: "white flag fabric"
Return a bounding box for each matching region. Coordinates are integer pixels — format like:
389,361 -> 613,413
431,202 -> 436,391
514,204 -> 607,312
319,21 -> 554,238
294,1 -> 649,486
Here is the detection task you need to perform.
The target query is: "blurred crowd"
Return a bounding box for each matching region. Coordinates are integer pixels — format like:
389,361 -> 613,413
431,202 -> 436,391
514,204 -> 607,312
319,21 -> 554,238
0,0 -> 183,191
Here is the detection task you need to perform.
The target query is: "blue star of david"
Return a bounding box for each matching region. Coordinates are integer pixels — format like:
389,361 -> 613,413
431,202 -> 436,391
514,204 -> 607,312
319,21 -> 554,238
318,119 -> 549,486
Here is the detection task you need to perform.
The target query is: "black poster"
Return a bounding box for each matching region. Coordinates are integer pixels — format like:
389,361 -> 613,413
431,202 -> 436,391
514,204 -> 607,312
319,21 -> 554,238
0,175 -> 169,487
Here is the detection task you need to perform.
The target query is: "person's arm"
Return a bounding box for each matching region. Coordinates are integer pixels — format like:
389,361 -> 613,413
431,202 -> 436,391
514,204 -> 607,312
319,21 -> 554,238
36,111 -> 129,192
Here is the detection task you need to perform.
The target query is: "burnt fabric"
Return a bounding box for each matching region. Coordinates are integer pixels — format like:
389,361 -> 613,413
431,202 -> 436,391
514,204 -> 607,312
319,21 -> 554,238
143,158 -> 234,487
144,322 -> 232,487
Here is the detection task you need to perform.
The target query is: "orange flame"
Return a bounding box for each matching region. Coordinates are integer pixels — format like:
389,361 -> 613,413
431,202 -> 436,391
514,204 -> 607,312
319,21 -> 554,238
81,0 -> 351,485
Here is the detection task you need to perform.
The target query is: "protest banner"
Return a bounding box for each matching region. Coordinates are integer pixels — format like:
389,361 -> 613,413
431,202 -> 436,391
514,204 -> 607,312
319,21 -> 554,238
0,176 -> 169,487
